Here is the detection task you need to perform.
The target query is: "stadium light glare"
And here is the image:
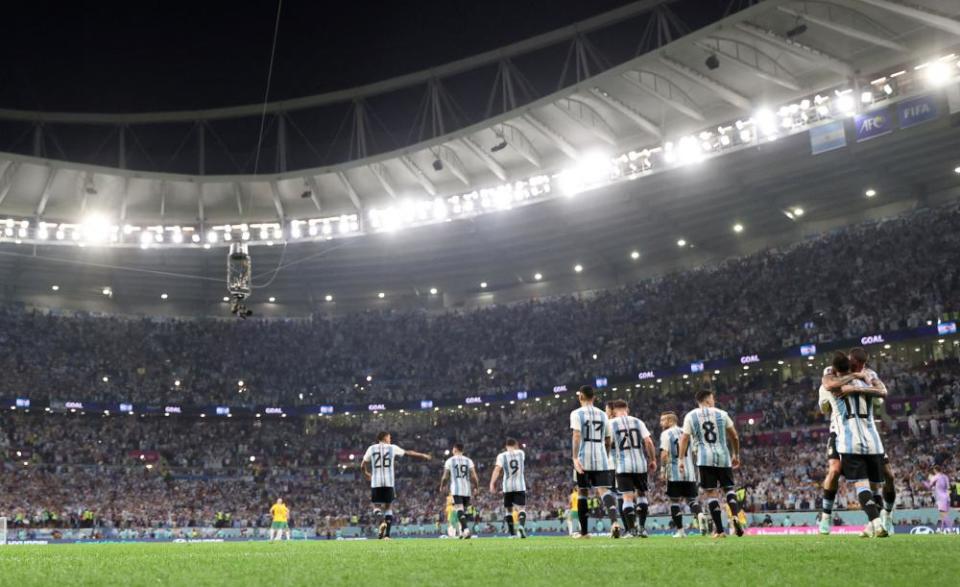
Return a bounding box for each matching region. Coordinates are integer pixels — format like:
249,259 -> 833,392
80,213 -> 113,243
172,230 -> 184,244
792,207 -> 804,217
677,239 -> 687,247
238,380 -> 244,387
630,250 -> 640,260
174,379 -> 181,387
865,189 -> 876,197
429,287 -> 438,295
378,292 -> 386,298
160,293 -> 168,300
573,264 -> 583,273
101,287 -> 112,297
51,285 -> 59,291
860,91 -> 873,104
191,233 -> 201,243
325,294 -> 334,302
922,61 -> 952,86
222,296 -> 229,302
102,376 -> 109,382
836,93 -> 855,116
207,230 -> 218,244
558,151 -> 614,196
480,282 -> 487,289
733,223 -> 744,233
268,296 -> 276,303
954,166 -> 960,175
37,225 -> 49,240
753,108 -> 777,137
533,272 -> 542,281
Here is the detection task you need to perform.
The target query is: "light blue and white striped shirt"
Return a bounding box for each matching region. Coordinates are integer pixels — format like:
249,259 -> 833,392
682,407 -> 734,468
570,406 -> 612,471
445,455 -> 475,496
660,426 -> 696,482
362,443 -> 406,488
827,377 -> 885,455
608,415 -> 651,474
496,449 -> 526,493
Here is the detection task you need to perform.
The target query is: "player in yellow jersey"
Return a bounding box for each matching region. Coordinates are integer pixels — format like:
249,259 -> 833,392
567,489 -> 579,536
269,498 -> 290,541
444,495 -> 458,537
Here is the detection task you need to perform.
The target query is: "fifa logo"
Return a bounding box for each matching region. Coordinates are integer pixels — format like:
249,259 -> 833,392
902,103 -> 931,120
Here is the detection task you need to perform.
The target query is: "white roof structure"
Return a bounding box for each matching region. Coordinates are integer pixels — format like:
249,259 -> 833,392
0,0 -> 958,313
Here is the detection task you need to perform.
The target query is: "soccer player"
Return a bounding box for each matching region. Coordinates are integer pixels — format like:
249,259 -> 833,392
817,370 -> 843,535
361,431 -> 433,540
659,411 -> 703,537
268,497 -> 290,541
608,400 -> 656,537
925,465 -> 953,529
820,351 -> 888,538
848,347 -> 897,534
489,438 -> 528,538
570,385 -> 622,538
678,388 -> 744,538
441,443 -> 479,539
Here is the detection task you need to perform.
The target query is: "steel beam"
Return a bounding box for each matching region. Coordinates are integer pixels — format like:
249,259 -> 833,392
658,56 -> 754,111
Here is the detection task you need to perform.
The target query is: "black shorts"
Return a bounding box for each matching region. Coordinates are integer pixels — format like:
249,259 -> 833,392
575,470 -> 614,489
698,466 -> 735,490
827,432 -> 840,461
840,453 -> 884,483
503,491 -> 526,509
666,481 -> 699,499
452,495 -> 471,507
371,486 -> 395,504
615,473 -> 648,494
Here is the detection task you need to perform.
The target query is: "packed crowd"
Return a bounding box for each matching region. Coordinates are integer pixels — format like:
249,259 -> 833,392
0,205 -> 958,406
1,357 -> 956,531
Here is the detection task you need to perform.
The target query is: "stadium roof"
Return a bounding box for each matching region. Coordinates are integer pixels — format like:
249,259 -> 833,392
0,0 -> 959,315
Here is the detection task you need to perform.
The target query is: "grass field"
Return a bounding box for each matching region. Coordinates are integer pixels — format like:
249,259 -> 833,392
1,535 -> 958,586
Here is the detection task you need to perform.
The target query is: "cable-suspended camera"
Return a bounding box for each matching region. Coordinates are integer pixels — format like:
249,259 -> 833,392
227,243 -> 253,318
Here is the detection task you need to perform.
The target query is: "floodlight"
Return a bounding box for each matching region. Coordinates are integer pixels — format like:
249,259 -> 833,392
573,264 -> 583,273
677,239 -> 687,247
325,294 -> 334,302
630,250 -> 640,260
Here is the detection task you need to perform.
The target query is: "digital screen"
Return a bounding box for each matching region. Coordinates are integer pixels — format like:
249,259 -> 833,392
15,398 -> 30,408
464,396 -> 482,405
420,400 -> 434,409
264,407 -> 283,415
215,406 -> 230,416
319,406 -> 334,415
119,403 -> 133,413
800,344 -> 817,357
516,391 -> 528,400
690,362 -> 704,373
595,377 -> 608,388
164,406 -> 182,414
637,371 -> 655,380
367,403 -> 386,412
938,322 -> 957,335
739,354 -> 760,364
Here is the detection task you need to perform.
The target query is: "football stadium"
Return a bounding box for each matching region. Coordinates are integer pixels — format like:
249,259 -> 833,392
1,0 -> 960,584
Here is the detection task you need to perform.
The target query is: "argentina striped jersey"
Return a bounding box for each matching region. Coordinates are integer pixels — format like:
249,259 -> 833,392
570,406 -> 612,471
445,455 -> 475,496
827,378 -> 884,455
660,426 -> 696,482
496,449 -> 526,493
362,443 -> 406,488
682,407 -> 735,468
608,416 -> 651,474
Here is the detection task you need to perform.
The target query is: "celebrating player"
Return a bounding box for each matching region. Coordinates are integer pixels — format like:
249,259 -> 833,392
608,400 -> 656,537
268,497 -> 290,541
820,351 -> 889,538
570,385 -> 622,539
441,443 -> 479,539
659,411 -> 704,537
678,388 -> 745,538
489,438 -> 528,538
361,431 -> 433,540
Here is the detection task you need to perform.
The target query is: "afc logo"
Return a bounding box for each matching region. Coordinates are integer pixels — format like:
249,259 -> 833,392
859,114 -> 887,132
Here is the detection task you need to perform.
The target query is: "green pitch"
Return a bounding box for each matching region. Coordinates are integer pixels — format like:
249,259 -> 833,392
1,535 -> 958,586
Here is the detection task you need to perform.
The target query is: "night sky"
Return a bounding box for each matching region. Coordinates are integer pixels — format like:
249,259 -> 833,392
0,0 -> 731,113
